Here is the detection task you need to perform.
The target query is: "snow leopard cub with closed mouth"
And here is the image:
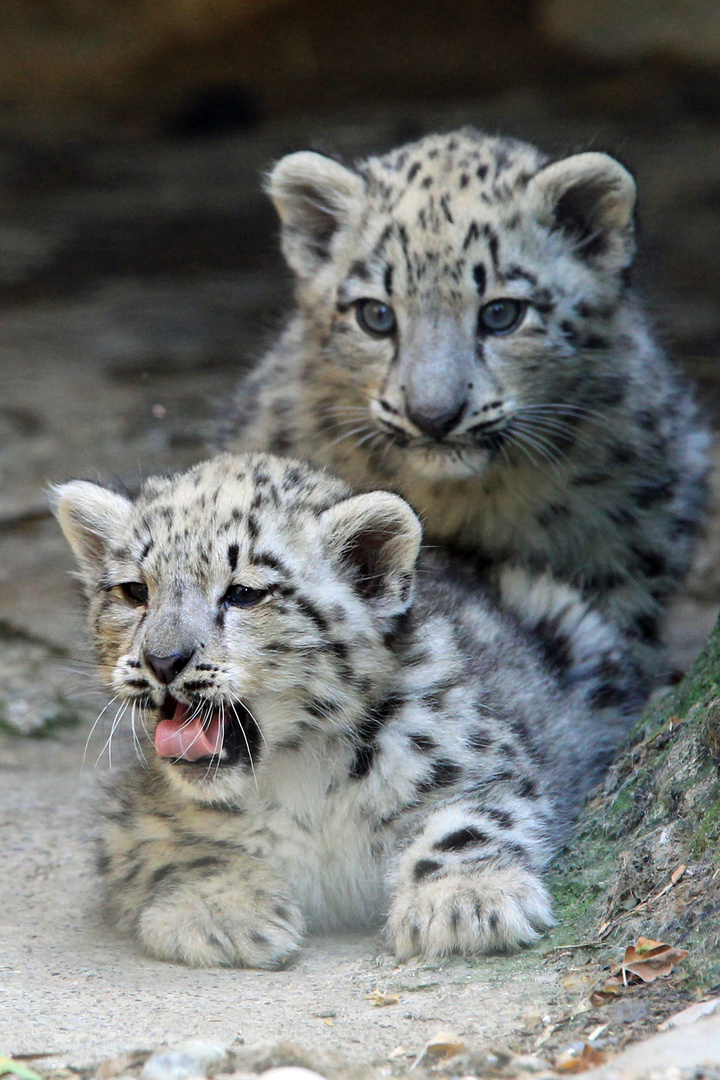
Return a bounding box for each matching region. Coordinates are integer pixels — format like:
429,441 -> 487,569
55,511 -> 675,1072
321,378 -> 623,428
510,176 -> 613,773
56,452 -> 615,969
224,127 -> 711,707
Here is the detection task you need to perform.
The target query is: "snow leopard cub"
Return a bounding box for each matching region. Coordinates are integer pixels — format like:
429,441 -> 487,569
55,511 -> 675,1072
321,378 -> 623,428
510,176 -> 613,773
224,128 -> 711,703
56,452 -> 613,969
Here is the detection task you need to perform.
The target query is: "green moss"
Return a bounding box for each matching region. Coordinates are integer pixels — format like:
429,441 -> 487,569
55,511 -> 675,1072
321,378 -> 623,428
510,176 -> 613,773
691,789 -> 720,857
672,620 -> 720,717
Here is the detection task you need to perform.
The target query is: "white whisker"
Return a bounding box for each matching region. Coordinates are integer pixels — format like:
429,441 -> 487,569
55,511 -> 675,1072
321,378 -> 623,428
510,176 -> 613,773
83,694 -> 119,772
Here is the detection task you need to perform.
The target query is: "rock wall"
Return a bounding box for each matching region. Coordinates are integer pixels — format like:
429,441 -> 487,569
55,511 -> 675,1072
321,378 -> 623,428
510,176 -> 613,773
0,0 -> 540,138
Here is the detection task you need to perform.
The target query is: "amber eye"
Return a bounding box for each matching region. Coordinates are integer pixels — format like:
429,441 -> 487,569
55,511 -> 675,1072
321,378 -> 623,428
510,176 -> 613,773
118,581 -> 149,604
478,299 -> 526,335
223,585 -> 268,608
355,299 -> 397,337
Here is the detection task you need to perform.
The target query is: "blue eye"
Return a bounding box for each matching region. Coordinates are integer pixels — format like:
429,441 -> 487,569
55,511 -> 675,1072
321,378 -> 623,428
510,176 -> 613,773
119,581 -> 148,604
224,585 -> 268,608
478,299 -> 526,335
356,299 -> 397,337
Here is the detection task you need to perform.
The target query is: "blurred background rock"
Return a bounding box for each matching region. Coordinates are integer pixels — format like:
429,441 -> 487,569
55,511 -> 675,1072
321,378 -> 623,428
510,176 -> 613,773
1,0 -> 720,731
2,0 -> 720,139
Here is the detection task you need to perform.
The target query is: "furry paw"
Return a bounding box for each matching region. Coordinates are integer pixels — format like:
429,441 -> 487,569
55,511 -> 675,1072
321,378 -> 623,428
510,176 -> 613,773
386,865 -> 554,960
136,880 -> 304,968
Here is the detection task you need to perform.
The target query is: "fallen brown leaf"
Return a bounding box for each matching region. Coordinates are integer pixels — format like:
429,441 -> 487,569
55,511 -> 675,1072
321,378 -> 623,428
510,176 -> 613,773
410,1032 -> 466,1069
563,972 -> 596,991
424,1033 -> 466,1059
555,1044 -> 607,1072
620,937 -> 689,984
589,975 -> 624,1006
365,989 -> 400,1007
96,1054 -> 148,1080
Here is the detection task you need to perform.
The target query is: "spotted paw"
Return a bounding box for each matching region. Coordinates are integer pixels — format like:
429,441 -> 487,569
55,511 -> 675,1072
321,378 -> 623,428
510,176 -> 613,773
136,880 -> 304,968
386,865 -> 554,960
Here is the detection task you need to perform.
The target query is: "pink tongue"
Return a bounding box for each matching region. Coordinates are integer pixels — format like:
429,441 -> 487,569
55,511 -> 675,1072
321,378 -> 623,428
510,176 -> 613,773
155,701 -> 224,761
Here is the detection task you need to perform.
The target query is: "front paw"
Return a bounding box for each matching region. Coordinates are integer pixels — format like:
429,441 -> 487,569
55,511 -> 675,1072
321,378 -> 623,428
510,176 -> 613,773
136,881 -> 304,968
386,865 -> 554,960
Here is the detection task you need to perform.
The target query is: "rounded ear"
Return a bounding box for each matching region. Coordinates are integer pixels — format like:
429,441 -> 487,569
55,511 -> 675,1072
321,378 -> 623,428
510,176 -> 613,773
266,151 -> 365,280
320,491 -> 422,618
52,480 -> 133,582
527,152 -> 636,270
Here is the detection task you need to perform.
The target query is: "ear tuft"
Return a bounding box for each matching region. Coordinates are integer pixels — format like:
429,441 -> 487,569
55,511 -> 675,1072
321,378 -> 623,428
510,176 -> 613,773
266,151 -> 365,279
52,480 -> 133,582
320,491 -> 421,618
528,152 -> 636,269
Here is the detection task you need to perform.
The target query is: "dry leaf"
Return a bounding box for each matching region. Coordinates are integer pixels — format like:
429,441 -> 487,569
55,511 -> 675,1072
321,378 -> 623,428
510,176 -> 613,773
96,1055 -> 148,1080
621,937 -> 689,984
365,989 -> 400,1007
570,999 -> 593,1018
555,1044 -> 606,1072
410,1032 -> 466,1069
589,976 -> 624,1006
424,1033 -> 466,1059
563,972 -> 595,991
658,998 -> 720,1031
533,1024 -> 557,1049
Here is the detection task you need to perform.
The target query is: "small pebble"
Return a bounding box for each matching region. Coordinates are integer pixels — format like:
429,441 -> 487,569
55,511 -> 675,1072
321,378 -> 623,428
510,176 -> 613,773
176,1042 -> 230,1071
260,1069 -> 328,1080
510,1054 -> 552,1073
141,1053 -> 205,1080
141,1042 -> 229,1080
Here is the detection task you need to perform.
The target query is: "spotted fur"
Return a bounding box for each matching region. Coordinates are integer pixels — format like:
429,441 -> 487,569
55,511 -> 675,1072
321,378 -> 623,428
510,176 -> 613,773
223,128 -> 711,703
55,453 -> 617,968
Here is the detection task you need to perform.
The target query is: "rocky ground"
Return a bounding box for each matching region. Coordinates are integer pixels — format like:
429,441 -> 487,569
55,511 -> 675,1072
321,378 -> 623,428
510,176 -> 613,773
2,91 -> 720,1078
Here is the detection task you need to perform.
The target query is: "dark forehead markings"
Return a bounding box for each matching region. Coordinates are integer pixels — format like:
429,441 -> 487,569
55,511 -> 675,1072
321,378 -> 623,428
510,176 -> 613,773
349,259 -> 369,281
463,221 -> 480,250
439,195 -> 454,224
372,223 -> 394,259
407,162 -> 421,182
228,543 -> 239,572
384,264 -> 394,296
476,163 -> 488,181
140,537 -> 154,562
482,223 -> 500,274
473,263 -> 487,296
505,266 -> 538,286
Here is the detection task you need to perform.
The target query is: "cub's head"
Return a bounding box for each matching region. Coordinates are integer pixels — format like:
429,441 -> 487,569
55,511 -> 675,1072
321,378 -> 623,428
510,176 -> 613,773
54,453 -> 420,802
269,128 -> 636,480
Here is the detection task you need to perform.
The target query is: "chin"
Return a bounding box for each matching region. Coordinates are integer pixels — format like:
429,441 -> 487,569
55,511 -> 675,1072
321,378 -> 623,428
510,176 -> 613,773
160,757 -> 248,804
405,444 -> 488,481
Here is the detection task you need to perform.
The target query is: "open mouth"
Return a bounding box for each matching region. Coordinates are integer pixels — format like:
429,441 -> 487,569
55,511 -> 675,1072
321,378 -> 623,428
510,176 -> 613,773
154,695 -> 259,769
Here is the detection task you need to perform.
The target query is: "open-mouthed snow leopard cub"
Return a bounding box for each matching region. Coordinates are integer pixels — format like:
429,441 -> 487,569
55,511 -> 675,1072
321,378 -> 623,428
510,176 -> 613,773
56,452 -> 617,969
223,127 -> 711,708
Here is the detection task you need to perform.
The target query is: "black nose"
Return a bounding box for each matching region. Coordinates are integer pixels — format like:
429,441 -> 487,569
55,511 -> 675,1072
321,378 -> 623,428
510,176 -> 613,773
144,649 -> 194,685
406,402 -> 465,441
